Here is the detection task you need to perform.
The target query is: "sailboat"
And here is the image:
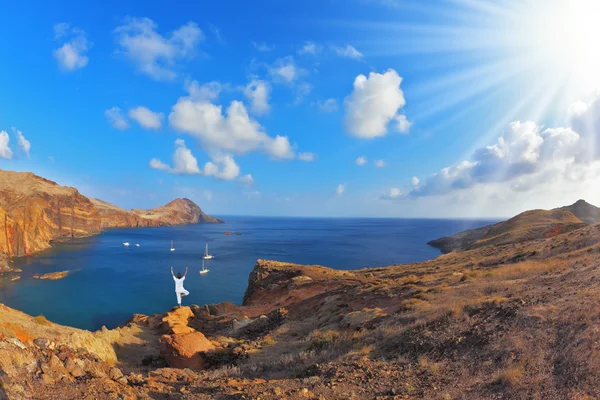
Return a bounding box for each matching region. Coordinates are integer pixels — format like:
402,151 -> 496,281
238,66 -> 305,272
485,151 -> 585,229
170,240 -> 175,252
123,242 -> 130,246
203,244 -> 214,260
200,258 -> 209,274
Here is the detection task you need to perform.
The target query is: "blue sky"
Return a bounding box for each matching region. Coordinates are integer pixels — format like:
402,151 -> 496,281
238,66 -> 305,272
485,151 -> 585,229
1,0 -> 599,218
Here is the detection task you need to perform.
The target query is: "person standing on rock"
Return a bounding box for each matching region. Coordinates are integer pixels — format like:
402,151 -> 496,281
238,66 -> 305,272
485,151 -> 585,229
170,266 -> 189,307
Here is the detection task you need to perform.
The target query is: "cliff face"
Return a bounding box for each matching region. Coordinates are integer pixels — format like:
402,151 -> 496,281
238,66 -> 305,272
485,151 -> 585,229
0,171 -> 102,263
0,170 -> 222,269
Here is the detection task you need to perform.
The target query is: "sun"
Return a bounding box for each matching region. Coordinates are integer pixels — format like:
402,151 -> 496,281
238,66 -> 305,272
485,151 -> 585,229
516,0 -> 600,91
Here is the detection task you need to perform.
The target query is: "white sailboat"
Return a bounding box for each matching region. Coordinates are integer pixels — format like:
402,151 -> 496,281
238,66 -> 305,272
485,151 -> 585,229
200,258 -> 209,274
123,242 -> 130,246
170,240 -> 175,252
203,243 -> 214,260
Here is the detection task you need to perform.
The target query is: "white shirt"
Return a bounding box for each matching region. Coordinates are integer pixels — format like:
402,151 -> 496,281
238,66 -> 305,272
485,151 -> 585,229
173,276 -> 185,292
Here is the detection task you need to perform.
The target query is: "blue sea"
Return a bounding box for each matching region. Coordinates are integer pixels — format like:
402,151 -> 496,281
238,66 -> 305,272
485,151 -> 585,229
0,216 -> 495,331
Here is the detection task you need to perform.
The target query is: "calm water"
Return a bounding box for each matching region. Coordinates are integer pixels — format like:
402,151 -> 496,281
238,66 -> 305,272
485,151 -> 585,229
0,216 -> 495,330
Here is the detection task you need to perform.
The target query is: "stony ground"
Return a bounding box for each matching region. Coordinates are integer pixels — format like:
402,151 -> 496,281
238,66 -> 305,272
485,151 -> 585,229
3,223 -> 600,399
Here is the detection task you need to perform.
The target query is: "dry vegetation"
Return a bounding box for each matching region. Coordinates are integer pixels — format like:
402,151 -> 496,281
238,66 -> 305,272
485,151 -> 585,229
3,219 -> 600,399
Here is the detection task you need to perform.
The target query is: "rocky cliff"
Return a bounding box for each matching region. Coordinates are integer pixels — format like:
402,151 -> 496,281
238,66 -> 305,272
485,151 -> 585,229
0,170 -> 222,270
0,171 -> 102,263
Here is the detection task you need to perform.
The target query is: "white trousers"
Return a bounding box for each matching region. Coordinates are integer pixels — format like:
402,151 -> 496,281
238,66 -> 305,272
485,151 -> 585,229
176,289 -> 189,305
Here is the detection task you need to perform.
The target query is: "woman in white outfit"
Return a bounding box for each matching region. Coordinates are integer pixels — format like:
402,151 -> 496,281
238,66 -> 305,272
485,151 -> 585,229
170,266 -> 189,306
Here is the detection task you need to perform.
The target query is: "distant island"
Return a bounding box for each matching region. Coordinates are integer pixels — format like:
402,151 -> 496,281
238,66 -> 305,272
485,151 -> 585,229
0,169 -> 223,272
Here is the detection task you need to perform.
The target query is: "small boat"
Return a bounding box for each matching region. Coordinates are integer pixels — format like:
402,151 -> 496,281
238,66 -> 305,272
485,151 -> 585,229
224,232 -> 231,235
203,244 -> 214,260
200,259 -> 209,275
123,242 -> 130,246
170,240 -> 175,252
135,244 -> 140,247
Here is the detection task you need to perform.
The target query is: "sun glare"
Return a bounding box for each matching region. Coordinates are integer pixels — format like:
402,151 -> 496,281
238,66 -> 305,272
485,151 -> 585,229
520,0 -> 600,91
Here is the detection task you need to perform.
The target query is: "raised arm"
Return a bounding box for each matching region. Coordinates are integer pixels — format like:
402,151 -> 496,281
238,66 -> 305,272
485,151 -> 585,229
170,266 -> 174,277
184,266 -> 188,277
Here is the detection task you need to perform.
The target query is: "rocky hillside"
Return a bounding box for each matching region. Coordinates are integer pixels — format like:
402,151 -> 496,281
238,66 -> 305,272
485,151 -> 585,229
428,201 -> 594,253
3,219 -> 600,398
92,197 -> 223,228
0,170 -> 222,271
131,198 -> 223,225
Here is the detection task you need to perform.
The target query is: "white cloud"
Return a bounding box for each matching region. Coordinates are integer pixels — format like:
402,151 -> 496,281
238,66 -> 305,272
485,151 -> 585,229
336,184 -> 346,196
114,17 -> 203,80
331,45 -> 363,59
186,80 -> 223,101
298,42 -> 320,55
374,159 -> 386,168
0,131 -> 13,160
203,153 -> 240,180
149,158 -> 170,171
169,82 -> 296,159
344,69 -> 410,138
411,176 -> 420,186
252,41 -> 273,52
53,23 -> 90,71
356,156 -> 368,166
244,80 -> 271,115
410,95 -> 600,198
128,106 -> 164,130
15,129 -> 31,158
150,139 -> 246,181
318,98 -> 339,112
239,174 -> 255,186
105,107 -> 130,130
381,187 -> 401,200
298,152 -> 316,162
395,114 -> 412,134
268,56 -> 305,83
166,138 -> 202,174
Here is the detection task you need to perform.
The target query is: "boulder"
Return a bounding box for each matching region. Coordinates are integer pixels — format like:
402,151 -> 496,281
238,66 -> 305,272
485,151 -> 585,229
33,338 -> 51,349
160,306 -> 194,334
159,331 -> 217,370
109,367 -> 124,381
64,357 -> 86,378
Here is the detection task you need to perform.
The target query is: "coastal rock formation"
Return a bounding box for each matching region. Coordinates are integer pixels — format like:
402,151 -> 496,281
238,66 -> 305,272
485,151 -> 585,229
132,198 -> 224,225
0,170 -> 102,264
0,169 -> 222,271
33,271 -> 71,280
92,197 -> 223,228
428,203 -> 590,253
